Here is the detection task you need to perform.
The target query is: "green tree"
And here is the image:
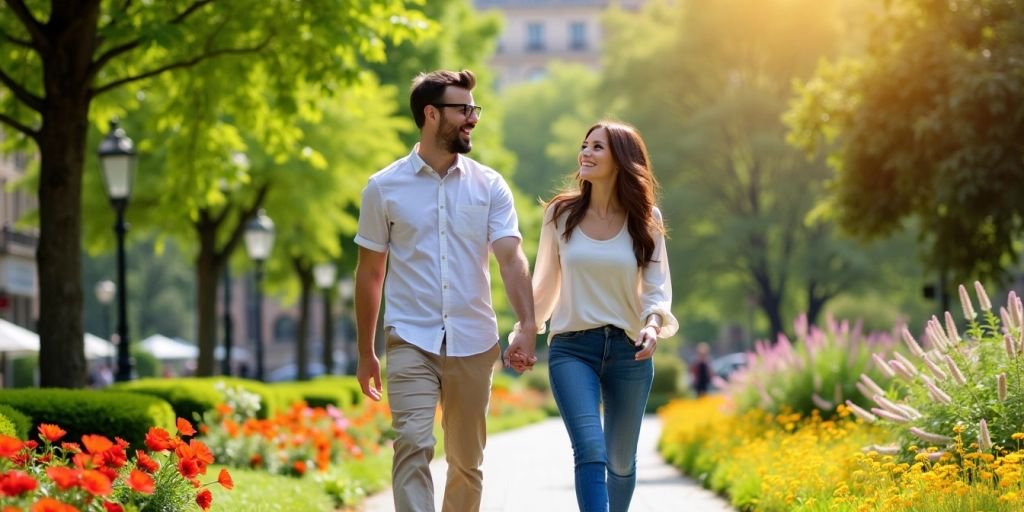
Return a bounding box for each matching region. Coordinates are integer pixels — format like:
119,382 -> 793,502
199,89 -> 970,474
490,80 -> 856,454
500,64 -> 601,202
601,0 -> 879,340
786,0 -> 1024,289
0,0 -> 427,386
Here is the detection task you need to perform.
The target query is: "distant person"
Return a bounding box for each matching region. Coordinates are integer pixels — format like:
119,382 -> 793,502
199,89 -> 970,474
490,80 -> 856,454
354,69 -> 536,512
690,342 -> 712,397
507,120 -> 678,512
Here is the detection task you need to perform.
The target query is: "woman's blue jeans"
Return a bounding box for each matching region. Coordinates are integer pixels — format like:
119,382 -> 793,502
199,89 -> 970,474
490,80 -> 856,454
549,325 -> 654,512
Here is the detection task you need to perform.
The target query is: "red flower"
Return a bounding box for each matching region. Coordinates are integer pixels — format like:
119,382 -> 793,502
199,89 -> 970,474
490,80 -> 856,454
178,453 -> 201,479
102,502 -> 124,512
176,418 -> 196,437
189,440 -> 214,467
45,466 -> 80,490
134,450 -> 159,473
29,498 -> 78,512
60,442 -> 81,454
0,471 -> 37,497
127,469 -> 155,495
217,468 -> 234,490
37,424 -> 66,443
80,435 -> 113,455
293,460 -> 307,475
0,436 -> 23,459
79,470 -> 112,496
144,428 -> 174,452
196,489 -> 213,510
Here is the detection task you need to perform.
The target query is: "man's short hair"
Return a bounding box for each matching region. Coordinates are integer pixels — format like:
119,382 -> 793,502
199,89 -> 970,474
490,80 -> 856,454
410,69 -> 477,129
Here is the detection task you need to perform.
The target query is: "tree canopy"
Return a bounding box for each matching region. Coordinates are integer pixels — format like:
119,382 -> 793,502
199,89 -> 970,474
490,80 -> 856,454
786,0 -> 1024,286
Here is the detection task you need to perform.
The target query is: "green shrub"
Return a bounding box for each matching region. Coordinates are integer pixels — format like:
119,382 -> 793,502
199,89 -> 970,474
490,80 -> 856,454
521,364 -> 551,393
132,349 -> 162,378
0,412 -> 15,437
11,356 -> 36,388
861,283 -> 1024,460
0,388 -> 174,448
111,378 -> 223,423
0,403 -> 31,439
651,355 -> 683,395
113,377 -> 304,421
273,376 -> 363,409
725,313 -> 898,419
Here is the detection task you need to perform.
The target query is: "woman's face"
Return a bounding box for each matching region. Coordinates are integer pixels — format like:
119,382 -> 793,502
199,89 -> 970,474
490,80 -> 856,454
577,127 -> 616,183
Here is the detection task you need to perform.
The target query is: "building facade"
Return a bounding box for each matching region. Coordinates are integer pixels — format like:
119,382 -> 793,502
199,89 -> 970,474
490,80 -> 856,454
474,0 -> 644,89
0,133 -> 38,329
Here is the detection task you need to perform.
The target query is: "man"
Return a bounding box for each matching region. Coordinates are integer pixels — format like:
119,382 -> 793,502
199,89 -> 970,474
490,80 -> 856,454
354,69 -> 537,512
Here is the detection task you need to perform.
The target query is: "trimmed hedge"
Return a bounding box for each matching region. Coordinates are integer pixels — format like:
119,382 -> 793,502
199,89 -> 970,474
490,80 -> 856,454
271,376 -> 363,410
0,389 -> 175,448
112,377 -> 304,422
0,403 -> 31,439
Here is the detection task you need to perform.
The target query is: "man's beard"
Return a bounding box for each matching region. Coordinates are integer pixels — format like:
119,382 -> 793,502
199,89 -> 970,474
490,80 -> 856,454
438,115 -> 472,154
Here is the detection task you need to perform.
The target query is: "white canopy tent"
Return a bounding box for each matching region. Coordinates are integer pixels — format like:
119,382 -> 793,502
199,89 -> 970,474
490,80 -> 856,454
0,319 -> 115,360
139,334 -> 198,361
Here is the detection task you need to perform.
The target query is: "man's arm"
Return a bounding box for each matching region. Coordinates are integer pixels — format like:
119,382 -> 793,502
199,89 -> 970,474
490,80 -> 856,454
355,246 -> 388,400
492,236 -> 537,372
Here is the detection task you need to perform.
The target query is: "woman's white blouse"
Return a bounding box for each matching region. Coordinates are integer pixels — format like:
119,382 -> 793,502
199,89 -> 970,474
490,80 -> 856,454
529,205 -> 678,342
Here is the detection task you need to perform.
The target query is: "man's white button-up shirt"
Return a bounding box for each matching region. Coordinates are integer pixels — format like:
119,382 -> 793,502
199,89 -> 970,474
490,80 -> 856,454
355,148 -> 521,356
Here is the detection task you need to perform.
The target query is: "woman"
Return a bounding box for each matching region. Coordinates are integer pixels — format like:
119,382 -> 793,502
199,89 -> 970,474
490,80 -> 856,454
507,120 -> 678,511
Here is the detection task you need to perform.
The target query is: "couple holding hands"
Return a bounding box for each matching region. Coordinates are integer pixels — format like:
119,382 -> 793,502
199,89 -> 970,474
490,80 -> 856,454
354,69 -> 677,512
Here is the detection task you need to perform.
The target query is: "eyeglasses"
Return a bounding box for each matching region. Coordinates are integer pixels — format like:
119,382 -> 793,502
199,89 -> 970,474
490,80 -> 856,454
432,103 -> 483,118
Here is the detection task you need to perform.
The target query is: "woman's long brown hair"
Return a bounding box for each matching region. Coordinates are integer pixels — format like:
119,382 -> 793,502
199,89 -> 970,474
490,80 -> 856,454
547,120 -> 663,267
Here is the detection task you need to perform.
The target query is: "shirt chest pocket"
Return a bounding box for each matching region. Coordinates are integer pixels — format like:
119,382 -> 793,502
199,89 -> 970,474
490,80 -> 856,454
454,204 -> 489,241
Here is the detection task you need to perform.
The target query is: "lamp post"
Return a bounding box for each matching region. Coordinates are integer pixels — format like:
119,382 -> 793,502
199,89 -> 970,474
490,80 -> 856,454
313,262 -> 337,375
94,280 -> 116,366
244,209 -> 275,381
98,120 -> 137,382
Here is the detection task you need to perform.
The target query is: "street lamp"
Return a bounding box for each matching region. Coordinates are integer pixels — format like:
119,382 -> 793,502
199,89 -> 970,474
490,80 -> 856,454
313,262 -> 337,375
94,280 -> 116,366
244,209 -> 275,381
98,120 -> 137,382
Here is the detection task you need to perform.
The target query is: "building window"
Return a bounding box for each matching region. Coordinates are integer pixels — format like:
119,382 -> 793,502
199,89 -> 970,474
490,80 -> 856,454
569,22 -> 587,51
526,22 -> 545,52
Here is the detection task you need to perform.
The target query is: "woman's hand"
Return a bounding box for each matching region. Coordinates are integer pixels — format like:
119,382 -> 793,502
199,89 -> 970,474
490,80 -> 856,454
634,325 -> 659,361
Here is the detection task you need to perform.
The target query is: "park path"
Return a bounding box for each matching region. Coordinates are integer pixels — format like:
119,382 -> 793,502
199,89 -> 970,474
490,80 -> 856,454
359,415 -> 734,511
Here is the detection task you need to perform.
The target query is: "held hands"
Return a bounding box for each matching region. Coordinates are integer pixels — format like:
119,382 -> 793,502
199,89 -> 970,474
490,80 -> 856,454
503,328 -> 538,373
634,325 -> 659,361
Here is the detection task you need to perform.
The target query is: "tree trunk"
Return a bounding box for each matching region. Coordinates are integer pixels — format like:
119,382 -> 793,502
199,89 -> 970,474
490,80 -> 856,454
37,106 -> 90,388
195,221 -> 221,376
321,288 -> 334,375
36,2 -> 102,388
295,261 -> 313,381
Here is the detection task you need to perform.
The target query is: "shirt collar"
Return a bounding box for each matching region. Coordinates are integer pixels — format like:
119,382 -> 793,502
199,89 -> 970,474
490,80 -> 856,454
410,144 -> 462,176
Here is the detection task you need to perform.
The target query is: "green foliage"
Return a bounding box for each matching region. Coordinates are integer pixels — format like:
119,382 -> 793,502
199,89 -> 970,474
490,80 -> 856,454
11,356 -> 36,388
0,404 -> 31,439
500,64 -> 602,202
725,314 -> 899,418
132,348 -> 163,378
599,0 -> 907,339
315,452 -> 391,507
0,411 -> 16,438
208,464 -> 337,511
271,376 -> 363,409
786,0 -> 1024,285
113,376 -> 303,421
0,389 -> 174,448
864,283 -> 1024,459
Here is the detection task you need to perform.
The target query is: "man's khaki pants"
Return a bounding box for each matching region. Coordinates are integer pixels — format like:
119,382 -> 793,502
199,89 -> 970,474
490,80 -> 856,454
385,329 -> 499,512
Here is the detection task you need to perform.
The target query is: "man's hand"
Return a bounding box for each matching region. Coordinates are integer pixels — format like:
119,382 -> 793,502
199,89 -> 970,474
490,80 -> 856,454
357,355 -> 383,401
504,329 -> 538,373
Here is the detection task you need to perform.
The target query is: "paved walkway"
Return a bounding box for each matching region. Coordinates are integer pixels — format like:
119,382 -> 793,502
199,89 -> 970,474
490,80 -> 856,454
359,415 -> 734,511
